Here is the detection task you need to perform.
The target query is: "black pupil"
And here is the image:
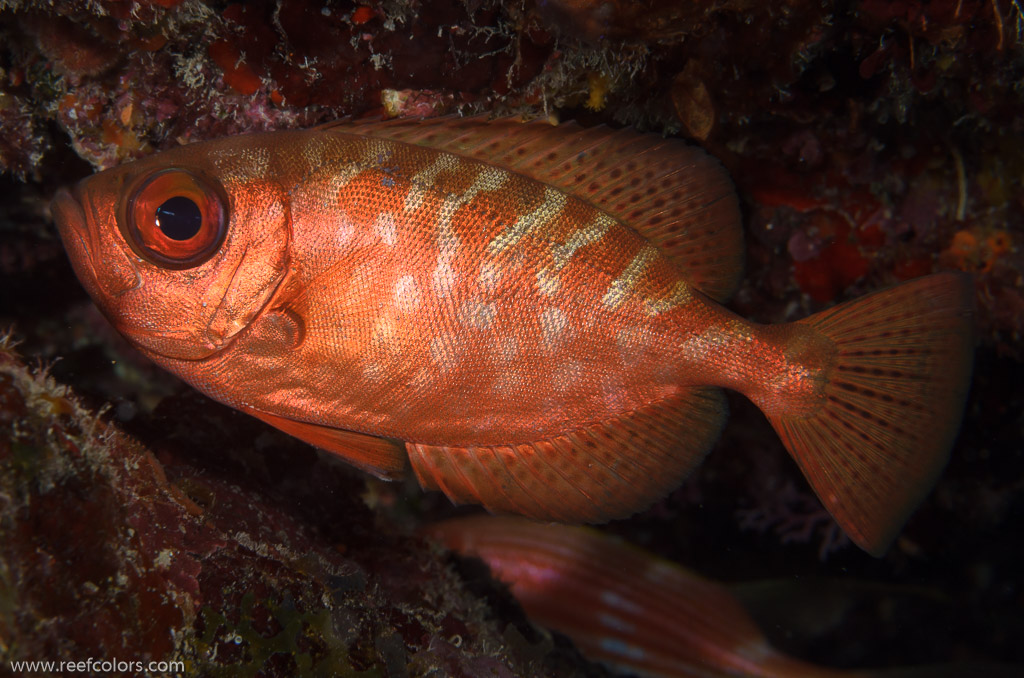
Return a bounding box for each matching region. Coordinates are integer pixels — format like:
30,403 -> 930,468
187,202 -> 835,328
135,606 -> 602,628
155,196 -> 203,241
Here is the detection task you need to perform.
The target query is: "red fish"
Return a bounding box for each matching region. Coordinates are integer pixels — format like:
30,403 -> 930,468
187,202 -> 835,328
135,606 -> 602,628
428,519 -> 1024,678
51,118 -> 974,555
426,515 -> 865,678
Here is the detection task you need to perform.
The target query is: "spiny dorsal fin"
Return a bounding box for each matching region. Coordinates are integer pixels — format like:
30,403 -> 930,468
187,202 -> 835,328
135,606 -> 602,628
406,386 -> 727,523
330,116 -> 744,302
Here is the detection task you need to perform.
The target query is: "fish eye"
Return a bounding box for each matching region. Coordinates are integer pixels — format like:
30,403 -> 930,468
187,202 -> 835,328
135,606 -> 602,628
155,196 -> 203,241
125,169 -> 227,269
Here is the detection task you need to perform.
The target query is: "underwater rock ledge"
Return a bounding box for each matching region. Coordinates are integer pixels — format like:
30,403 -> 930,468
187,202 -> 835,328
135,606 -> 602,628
0,335 -> 601,677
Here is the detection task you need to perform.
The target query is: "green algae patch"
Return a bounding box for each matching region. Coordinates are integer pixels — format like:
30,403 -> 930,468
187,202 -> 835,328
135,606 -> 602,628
194,591 -> 375,678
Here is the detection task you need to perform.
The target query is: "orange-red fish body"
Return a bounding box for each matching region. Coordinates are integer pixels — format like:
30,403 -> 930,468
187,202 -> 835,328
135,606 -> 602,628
53,118 -> 974,555
198,133 -> 713,442
185,136 -> 811,439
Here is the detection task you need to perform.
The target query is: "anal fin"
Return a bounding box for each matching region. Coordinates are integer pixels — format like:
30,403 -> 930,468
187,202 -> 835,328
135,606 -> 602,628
245,408 -> 408,480
407,387 -> 727,523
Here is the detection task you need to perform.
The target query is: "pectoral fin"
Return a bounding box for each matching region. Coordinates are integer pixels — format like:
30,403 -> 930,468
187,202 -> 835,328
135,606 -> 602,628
245,408 -> 408,480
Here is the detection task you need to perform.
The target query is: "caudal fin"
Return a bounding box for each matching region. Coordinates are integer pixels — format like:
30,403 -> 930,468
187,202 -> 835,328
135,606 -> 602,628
770,273 -> 974,556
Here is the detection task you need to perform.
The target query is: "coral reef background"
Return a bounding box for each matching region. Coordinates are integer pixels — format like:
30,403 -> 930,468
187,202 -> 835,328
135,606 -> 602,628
1,1 -> 1022,675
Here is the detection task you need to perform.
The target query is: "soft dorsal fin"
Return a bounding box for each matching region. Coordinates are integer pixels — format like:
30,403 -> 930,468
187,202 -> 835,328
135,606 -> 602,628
245,407 -> 408,480
328,117 -> 744,302
406,386 -> 726,523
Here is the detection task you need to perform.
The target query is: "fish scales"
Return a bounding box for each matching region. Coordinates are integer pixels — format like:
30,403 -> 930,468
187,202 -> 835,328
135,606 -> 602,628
224,132 -> 693,444
52,117 -> 975,555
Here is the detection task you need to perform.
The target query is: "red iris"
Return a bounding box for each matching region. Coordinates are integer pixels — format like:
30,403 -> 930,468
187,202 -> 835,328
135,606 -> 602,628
124,169 -> 227,269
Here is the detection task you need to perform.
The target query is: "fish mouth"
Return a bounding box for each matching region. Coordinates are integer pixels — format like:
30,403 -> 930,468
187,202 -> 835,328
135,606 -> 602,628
51,185 -> 98,285
53,181 -> 142,301
52,186 -> 89,249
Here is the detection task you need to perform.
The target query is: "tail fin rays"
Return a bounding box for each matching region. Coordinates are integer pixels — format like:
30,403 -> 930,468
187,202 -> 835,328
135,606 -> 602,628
770,273 -> 974,555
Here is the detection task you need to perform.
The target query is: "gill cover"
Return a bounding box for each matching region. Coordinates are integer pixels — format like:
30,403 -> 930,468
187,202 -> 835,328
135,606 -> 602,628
59,144 -> 293,362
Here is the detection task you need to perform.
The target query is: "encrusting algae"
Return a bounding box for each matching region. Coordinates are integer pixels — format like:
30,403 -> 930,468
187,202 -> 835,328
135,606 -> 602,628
0,333 -> 586,676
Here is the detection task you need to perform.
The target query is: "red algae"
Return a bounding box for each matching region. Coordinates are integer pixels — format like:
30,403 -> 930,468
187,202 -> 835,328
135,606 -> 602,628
29,15 -> 120,78
351,5 -> 376,25
208,40 -> 263,96
793,240 -> 871,304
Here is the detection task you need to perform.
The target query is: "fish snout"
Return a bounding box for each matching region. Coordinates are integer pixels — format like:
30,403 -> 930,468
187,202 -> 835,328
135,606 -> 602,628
51,185 -> 97,288
52,182 -> 142,299
51,186 -> 90,246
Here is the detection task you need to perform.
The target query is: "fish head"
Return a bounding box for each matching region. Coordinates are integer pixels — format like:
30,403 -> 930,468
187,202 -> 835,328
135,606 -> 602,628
52,136 -> 292,361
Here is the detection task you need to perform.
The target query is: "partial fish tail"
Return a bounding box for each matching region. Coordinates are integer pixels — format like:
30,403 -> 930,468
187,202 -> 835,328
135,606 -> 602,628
426,516 -> 865,678
764,273 -> 974,555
